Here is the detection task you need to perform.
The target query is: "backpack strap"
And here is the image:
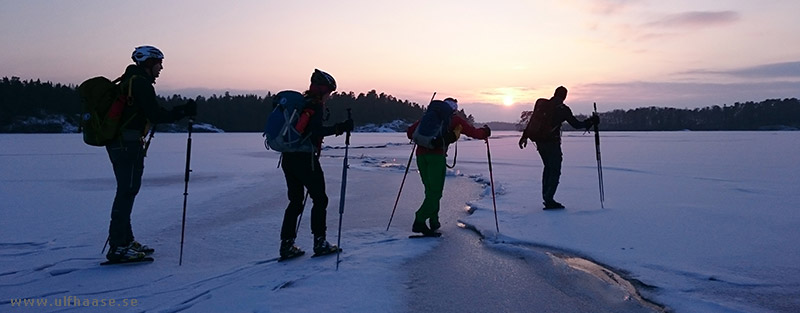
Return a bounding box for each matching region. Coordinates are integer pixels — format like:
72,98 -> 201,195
127,75 -> 136,98
118,75 -> 140,135
445,123 -> 462,169
446,141 -> 458,169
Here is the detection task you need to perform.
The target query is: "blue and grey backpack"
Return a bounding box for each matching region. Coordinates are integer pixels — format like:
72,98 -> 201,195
263,90 -> 315,153
412,99 -> 455,149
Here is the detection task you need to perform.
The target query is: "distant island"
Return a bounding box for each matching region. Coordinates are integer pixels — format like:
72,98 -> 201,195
1,76 -> 798,133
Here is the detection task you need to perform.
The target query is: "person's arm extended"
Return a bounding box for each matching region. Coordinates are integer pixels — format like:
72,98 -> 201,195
562,105 -> 591,130
131,77 -> 182,123
452,116 -> 489,140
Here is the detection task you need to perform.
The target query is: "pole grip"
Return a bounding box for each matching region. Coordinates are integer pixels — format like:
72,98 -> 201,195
345,108 -> 352,145
184,119 -> 193,182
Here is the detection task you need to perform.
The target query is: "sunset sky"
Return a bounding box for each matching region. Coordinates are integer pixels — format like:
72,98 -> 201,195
2,0 -> 799,122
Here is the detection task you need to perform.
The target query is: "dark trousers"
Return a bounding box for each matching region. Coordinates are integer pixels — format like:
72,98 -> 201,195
280,152 -> 329,241
106,140 -> 144,247
536,141 -> 562,203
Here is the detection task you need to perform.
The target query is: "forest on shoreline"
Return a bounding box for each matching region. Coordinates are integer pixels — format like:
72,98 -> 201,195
2,76 -> 798,133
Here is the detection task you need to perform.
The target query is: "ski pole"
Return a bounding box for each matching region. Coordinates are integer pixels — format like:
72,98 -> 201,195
295,191 -> 309,234
143,125 -> 157,157
336,109 -> 352,270
101,236 -> 109,254
386,142 -> 416,231
179,118 -> 194,265
485,139 -> 499,233
593,103 -> 605,208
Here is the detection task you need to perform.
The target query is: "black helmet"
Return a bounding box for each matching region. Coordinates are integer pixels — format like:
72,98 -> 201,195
310,69 -> 337,91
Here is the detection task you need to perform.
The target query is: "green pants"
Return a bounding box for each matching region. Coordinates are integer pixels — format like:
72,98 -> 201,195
415,154 -> 447,223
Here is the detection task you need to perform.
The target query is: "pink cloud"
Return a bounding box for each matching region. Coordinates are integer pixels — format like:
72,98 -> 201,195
589,0 -> 643,15
645,11 -> 740,29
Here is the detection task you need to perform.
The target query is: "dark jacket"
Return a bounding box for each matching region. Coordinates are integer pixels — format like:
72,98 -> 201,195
524,98 -> 590,143
118,64 -> 181,135
407,115 -> 490,156
301,96 -> 338,153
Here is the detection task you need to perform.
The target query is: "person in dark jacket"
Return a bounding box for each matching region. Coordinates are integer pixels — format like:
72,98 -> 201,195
518,86 -> 598,209
407,98 -> 491,235
105,45 -> 196,261
278,69 -> 354,259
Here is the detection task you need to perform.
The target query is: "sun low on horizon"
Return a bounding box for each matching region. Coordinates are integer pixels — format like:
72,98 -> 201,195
479,87 -> 536,108
503,95 -> 514,107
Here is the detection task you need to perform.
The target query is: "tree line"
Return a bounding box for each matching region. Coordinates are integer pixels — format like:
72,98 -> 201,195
2,76 -> 797,132
1,76 -> 474,132
517,98 -> 800,131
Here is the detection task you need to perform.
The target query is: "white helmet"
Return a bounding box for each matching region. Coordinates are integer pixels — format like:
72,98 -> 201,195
131,45 -> 164,64
444,97 -> 458,111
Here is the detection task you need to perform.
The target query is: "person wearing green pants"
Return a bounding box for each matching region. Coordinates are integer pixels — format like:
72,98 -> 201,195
414,154 -> 447,231
406,98 -> 491,235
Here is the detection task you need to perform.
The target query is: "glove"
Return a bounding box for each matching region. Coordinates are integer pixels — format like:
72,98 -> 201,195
170,104 -> 187,120
335,118 -> 354,135
518,136 -> 528,149
171,100 -> 197,120
481,124 -> 491,138
184,99 -> 197,117
443,130 -> 458,144
583,114 -> 600,129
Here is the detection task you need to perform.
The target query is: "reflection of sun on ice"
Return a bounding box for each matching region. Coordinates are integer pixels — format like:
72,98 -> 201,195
503,95 -> 514,106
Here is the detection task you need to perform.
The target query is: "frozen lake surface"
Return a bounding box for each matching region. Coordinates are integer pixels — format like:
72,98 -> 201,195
1,131 -> 798,312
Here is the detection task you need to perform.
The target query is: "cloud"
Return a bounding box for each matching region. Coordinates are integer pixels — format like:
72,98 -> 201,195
645,11 -> 740,29
676,61 -> 800,79
577,80 -> 800,110
478,86 -> 538,98
726,61 -> 800,78
455,76 -> 800,121
588,0 -> 643,15
623,10 -> 741,42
